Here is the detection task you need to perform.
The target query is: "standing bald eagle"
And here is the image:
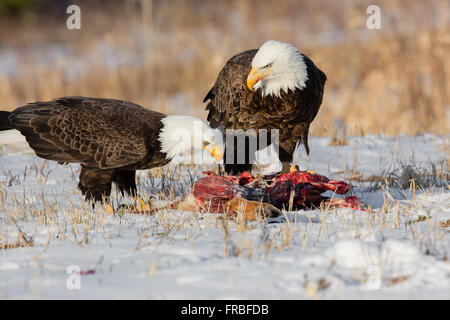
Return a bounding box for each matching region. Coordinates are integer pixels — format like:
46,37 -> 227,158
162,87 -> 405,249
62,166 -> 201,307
204,40 -> 326,174
0,97 -> 222,203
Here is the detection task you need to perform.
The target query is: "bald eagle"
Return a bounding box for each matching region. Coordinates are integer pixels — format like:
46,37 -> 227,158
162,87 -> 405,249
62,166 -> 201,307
204,40 -> 326,174
0,97 -> 222,202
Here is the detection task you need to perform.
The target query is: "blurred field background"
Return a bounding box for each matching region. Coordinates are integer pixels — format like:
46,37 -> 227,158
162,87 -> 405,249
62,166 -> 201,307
0,0 -> 448,136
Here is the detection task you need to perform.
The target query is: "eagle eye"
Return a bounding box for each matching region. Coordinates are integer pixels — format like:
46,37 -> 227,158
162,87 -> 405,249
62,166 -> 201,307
202,141 -> 210,147
264,63 -> 272,69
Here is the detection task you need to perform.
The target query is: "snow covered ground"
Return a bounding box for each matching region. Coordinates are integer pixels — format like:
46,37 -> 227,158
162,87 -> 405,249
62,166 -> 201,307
0,131 -> 448,299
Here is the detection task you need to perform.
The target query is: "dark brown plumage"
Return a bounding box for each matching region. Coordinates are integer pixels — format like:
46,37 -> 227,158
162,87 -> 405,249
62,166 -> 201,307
204,48 -> 326,174
2,97 -> 170,202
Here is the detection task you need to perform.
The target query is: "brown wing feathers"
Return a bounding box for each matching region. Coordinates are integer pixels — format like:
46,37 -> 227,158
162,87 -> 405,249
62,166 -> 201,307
205,50 -> 256,129
9,97 -> 150,169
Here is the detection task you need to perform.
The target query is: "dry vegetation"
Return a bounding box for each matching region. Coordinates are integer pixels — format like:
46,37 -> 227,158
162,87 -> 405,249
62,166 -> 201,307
0,0 -> 448,136
0,133 -> 448,296
1,161 -> 448,272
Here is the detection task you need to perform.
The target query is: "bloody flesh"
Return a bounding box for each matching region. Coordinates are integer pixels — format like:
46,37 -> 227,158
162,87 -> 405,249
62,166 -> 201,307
192,171 -> 360,213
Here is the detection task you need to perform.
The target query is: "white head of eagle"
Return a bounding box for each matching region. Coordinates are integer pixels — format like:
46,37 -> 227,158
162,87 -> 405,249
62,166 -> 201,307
158,115 -> 223,162
247,40 -> 308,98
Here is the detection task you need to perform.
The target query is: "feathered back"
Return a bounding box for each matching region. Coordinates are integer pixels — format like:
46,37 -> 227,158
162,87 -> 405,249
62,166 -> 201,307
9,97 -> 167,169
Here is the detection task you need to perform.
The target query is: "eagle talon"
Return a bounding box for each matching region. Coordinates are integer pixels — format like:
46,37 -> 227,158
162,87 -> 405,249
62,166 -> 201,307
111,197 -> 152,214
136,196 -> 151,212
105,203 -> 115,214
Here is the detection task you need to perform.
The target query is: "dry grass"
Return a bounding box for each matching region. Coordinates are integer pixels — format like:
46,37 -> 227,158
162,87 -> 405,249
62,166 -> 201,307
0,158 -> 448,297
0,0 -> 448,136
0,216 -> 34,249
349,158 -> 449,193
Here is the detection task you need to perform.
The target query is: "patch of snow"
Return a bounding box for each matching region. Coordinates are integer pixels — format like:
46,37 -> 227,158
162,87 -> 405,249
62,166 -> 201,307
0,134 -> 448,299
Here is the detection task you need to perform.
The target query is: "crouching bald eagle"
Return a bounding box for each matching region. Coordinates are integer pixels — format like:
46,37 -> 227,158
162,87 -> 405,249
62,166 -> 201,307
0,97 -> 222,203
204,40 -> 326,175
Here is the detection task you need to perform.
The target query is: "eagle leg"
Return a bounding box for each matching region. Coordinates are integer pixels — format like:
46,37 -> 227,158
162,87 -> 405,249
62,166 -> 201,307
281,162 -> 291,174
78,166 -> 113,203
112,170 -> 137,197
223,135 -> 254,175
111,170 -> 151,212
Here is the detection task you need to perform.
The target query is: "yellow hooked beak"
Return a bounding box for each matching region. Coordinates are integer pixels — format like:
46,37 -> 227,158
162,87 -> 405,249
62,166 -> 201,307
246,67 -> 272,91
203,144 -> 223,162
